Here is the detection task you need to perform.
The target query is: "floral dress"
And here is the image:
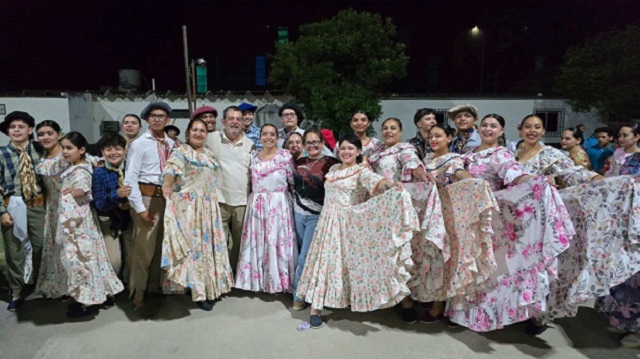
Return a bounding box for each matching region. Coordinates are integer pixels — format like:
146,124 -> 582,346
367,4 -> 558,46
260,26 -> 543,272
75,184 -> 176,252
56,164 -> 124,304
424,153 -> 499,301
334,137 -> 383,160
518,146 -> 640,319
444,146 -> 574,331
369,143 -> 447,302
34,154 -> 67,297
161,145 -> 234,301
296,164 -> 419,311
595,152 -> 640,332
567,146 -> 591,170
235,149 -> 297,293
605,147 -> 639,177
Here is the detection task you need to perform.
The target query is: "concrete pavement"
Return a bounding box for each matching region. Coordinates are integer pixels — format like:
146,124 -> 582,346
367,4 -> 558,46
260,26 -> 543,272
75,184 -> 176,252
0,290 -> 636,359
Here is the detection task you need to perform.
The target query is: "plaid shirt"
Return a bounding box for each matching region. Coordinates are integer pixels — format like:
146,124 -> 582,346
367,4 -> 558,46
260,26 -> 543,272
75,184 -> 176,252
407,132 -> 433,160
245,123 -> 262,150
0,142 -> 44,215
92,166 -> 126,215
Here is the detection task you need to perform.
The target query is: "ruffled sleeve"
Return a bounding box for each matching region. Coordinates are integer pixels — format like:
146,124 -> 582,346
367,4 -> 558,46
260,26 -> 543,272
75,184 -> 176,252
491,148 -> 527,186
397,144 -> 424,182
444,156 -> 465,181
163,146 -> 187,178
358,165 -> 386,194
547,148 -> 598,186
281,150 -> 295,186
570,148 -> 591,170
68,166 -> 93,200
36,154 -> 68,177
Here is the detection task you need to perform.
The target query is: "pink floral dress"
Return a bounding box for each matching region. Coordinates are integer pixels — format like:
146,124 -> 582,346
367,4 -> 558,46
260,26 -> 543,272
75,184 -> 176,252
605,147 -> 637,177
445,147 -> 574,331
235,149 -> 297,293
56,164 -> 124,304
296,164 -> 419,312
519,146 -> 640,319
424,153 -> 499,301
161,145 -> 234,301
369,144 -> 448,302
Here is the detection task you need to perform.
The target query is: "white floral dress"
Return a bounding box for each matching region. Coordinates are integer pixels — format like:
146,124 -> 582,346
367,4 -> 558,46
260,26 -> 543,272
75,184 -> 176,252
235,149 -> 297,293
444,147 -> 574,331
56,164 -> 123,304
161,145 -> 234,301
296,164 -> 419,312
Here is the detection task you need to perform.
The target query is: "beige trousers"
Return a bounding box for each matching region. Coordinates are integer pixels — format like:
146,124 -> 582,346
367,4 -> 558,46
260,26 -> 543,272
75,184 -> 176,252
98,217 -> 133,279
129,196 -> 165,297
218,203 -> 246,272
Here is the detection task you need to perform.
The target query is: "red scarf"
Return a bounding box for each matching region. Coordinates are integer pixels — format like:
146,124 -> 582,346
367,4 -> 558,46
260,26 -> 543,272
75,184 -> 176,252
150,129 -> 171,171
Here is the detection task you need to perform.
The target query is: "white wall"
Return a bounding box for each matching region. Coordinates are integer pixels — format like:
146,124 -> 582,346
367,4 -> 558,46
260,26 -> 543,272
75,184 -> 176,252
0,97 -> 70,146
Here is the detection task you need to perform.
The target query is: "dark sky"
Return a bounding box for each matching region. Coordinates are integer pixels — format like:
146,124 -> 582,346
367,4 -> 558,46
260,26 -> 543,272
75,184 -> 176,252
1,0 -> 638,94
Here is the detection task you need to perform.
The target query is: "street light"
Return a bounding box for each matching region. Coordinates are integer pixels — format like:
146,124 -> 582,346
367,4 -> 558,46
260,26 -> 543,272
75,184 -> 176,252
468,26 -> 486,92
191,58 -> 208,110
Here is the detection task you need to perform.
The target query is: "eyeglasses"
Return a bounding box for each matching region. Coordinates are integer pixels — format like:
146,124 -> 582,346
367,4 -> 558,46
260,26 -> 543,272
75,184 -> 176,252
305,140 -> 322,147
148,114 -> 168,121
281,113 -> 296,118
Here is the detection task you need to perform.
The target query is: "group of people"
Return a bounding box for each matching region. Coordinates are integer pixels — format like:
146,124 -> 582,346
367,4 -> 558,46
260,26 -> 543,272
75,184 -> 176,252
2,101 -> 640,348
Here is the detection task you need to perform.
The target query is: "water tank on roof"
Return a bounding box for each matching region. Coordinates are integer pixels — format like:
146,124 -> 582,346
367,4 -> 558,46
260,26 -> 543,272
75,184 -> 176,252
118,69 -> 142,91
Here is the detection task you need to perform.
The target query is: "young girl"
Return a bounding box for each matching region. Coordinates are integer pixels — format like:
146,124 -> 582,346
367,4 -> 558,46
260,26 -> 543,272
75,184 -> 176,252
605,124 -> 640,177
55,132 -> 123,317
417,124 -> 498,324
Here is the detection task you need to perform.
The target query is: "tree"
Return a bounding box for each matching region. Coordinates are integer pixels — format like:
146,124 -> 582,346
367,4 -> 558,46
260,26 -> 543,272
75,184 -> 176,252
555,25 -> 640,122
269,9 -> 409,134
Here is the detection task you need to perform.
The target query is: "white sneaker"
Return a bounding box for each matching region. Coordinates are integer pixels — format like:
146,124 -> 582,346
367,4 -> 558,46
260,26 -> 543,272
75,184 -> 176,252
620,333 -> 640,348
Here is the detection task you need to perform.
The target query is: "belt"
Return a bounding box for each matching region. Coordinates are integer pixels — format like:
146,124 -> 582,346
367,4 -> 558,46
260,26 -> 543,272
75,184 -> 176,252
4,194 -> 46,208
138,183 -> 163,197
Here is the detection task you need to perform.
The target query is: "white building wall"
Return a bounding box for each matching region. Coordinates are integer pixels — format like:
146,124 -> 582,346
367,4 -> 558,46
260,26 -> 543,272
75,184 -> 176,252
0,97 -> 70,146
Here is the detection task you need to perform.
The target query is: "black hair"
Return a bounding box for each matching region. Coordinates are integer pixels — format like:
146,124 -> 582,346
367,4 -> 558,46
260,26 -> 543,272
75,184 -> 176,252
61,131 -> 88,159
122,114 -> 142,126
576,123 -> 586,130
36,120 -> 62,133
617,123 -> 640,143
562,127 -> 584,145
284,131 -> 304,149
260,123 -> 278,136
97,133 -> 127,152
594,127 -> 614,138
414,108 -> 436,125
337,133 -> 364,164
278,103 -> 304,123
164,125 -> 180,136
303,128 -> 325,145
184,118 -> 208,148
482,114 -> 507,145
381,117 -> 403,130
520,114 -> 545,129
428,123 -> 456,137
223,106 -> 242,119
351,111 -> 372,123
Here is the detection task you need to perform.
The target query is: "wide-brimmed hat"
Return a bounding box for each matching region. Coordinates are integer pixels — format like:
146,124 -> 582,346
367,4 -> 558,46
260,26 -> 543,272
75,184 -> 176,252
238,103 -> 258,113
141,102 -> 172,120
191,106 -> 218,120
447,104 -> 479,119
164,125 -> 180,136
0,111 -> 36,135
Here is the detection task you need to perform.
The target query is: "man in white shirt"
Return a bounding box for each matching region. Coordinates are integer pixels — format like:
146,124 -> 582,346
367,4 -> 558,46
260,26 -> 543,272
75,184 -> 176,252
205,105 -> 255,271
124,101 -> 175,308
276,103 -> 305,148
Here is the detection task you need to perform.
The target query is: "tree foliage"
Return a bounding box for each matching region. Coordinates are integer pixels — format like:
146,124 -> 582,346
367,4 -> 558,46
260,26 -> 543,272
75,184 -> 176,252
555,25 -> 640,122
269,9 -> 409,134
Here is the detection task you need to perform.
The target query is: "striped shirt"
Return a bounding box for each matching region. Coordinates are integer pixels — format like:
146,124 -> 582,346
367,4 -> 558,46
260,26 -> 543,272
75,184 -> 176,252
0,141 -> 45,215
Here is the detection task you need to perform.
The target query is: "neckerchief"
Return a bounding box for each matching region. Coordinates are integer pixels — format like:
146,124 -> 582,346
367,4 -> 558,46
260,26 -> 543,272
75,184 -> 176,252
10,141 -> 38,200
105,160 -> 125,187
150,129 -> 170,171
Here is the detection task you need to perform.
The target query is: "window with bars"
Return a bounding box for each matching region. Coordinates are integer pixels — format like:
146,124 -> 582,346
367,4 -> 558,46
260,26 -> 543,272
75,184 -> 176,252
533,108 -> 564,137
0,104 -> 5,115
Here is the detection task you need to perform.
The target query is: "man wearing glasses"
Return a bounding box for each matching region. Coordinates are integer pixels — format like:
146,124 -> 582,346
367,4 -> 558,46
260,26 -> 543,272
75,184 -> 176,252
276,103 -> 305,149
124,101 -> 175,309
205,106 -> 255,271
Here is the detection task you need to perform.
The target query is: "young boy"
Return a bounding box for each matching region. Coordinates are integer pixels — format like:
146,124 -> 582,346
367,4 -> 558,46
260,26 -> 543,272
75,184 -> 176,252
0,111 -> 46,311
448,104 -> 481,154
92,133 -> 133,286
586,127 -> 615,174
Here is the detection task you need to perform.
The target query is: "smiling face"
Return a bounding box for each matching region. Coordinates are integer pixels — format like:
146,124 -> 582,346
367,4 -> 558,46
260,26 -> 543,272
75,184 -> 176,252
122,115 -> 141,138
520,116 -> 545,146
36,125 -> 61,151
350,112 -> 370,136
242,111 -> 254,130
561,130 -> 580,150
428,127 -> 452,153
61,138 -> 85,164
338,140 -> 361,166
479,117 -> 505,146
260,125 -> 278,150
417,114 -> 437,133
7,120 -> 33,144
381,119 -> 402,147
222,109 -> 243,139
199,113 -> 217,132
304,132 -> 324,159
101,145 -> 126,167
618,126 -> 640,150
187,121 -> 208,149
453,111 -> 476,132
286,133 -> 303,158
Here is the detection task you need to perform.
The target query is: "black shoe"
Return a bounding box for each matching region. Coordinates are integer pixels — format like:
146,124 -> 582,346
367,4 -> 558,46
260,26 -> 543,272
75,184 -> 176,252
310,315 -> 323,329
446,319 -> 461,328
402,307 -> 417,324
524,322 -> 548,336
102,296 -> 115,308
67,303 -> 96,319
7,298 -> 24,312
197,300 -> 215,311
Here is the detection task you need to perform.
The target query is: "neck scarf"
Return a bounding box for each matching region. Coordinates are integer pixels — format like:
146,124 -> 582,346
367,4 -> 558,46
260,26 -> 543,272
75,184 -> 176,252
150,129 -> 170,171
10,142 -> 38,200
105,160 -> 125,187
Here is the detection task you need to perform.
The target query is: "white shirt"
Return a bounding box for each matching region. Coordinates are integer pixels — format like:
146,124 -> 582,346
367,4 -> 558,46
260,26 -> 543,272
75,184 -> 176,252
125,130 -> 175,213
205,130 -> 255,206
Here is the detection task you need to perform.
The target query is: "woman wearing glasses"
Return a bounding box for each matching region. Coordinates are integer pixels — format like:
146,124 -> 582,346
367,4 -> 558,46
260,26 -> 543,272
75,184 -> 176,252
291,129 -> 339,310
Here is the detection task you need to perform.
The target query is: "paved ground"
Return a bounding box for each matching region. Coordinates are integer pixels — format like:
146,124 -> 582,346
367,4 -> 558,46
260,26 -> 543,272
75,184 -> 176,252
0,289 -> 637,359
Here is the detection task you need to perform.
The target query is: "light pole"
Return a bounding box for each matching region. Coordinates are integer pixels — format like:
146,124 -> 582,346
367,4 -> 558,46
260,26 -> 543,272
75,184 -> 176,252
190,58 -> 207,110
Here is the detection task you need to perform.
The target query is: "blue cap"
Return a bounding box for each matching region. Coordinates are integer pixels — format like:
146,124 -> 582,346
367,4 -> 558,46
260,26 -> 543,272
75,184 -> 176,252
238,103 -> 258,113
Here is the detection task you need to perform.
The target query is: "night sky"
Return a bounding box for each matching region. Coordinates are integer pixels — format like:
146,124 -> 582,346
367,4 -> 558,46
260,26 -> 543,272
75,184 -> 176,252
1,0 -> 638,95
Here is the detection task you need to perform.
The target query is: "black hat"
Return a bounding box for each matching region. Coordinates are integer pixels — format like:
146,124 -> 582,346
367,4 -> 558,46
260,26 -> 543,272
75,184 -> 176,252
141,102 -> 172,120
0,111 -> 36,135
164,125 -> 180,136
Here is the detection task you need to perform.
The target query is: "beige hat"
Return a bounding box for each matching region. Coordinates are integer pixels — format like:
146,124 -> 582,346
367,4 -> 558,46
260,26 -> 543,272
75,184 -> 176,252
447,104 -> 479,119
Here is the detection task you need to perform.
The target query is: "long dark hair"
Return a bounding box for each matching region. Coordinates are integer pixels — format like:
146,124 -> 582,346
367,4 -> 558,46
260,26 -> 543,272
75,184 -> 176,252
61,131 -> 88,160
482,114 -> 507,146
563,127 -> 584,145
337,133 -> 364,164
185,118 -> 208,149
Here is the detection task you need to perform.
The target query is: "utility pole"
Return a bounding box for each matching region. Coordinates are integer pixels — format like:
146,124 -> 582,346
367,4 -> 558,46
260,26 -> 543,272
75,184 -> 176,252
182,25 -> 194,115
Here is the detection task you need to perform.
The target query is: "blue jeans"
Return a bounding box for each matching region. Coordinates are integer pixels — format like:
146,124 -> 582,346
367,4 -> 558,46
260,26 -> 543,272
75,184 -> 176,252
293,212 -> 320,302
